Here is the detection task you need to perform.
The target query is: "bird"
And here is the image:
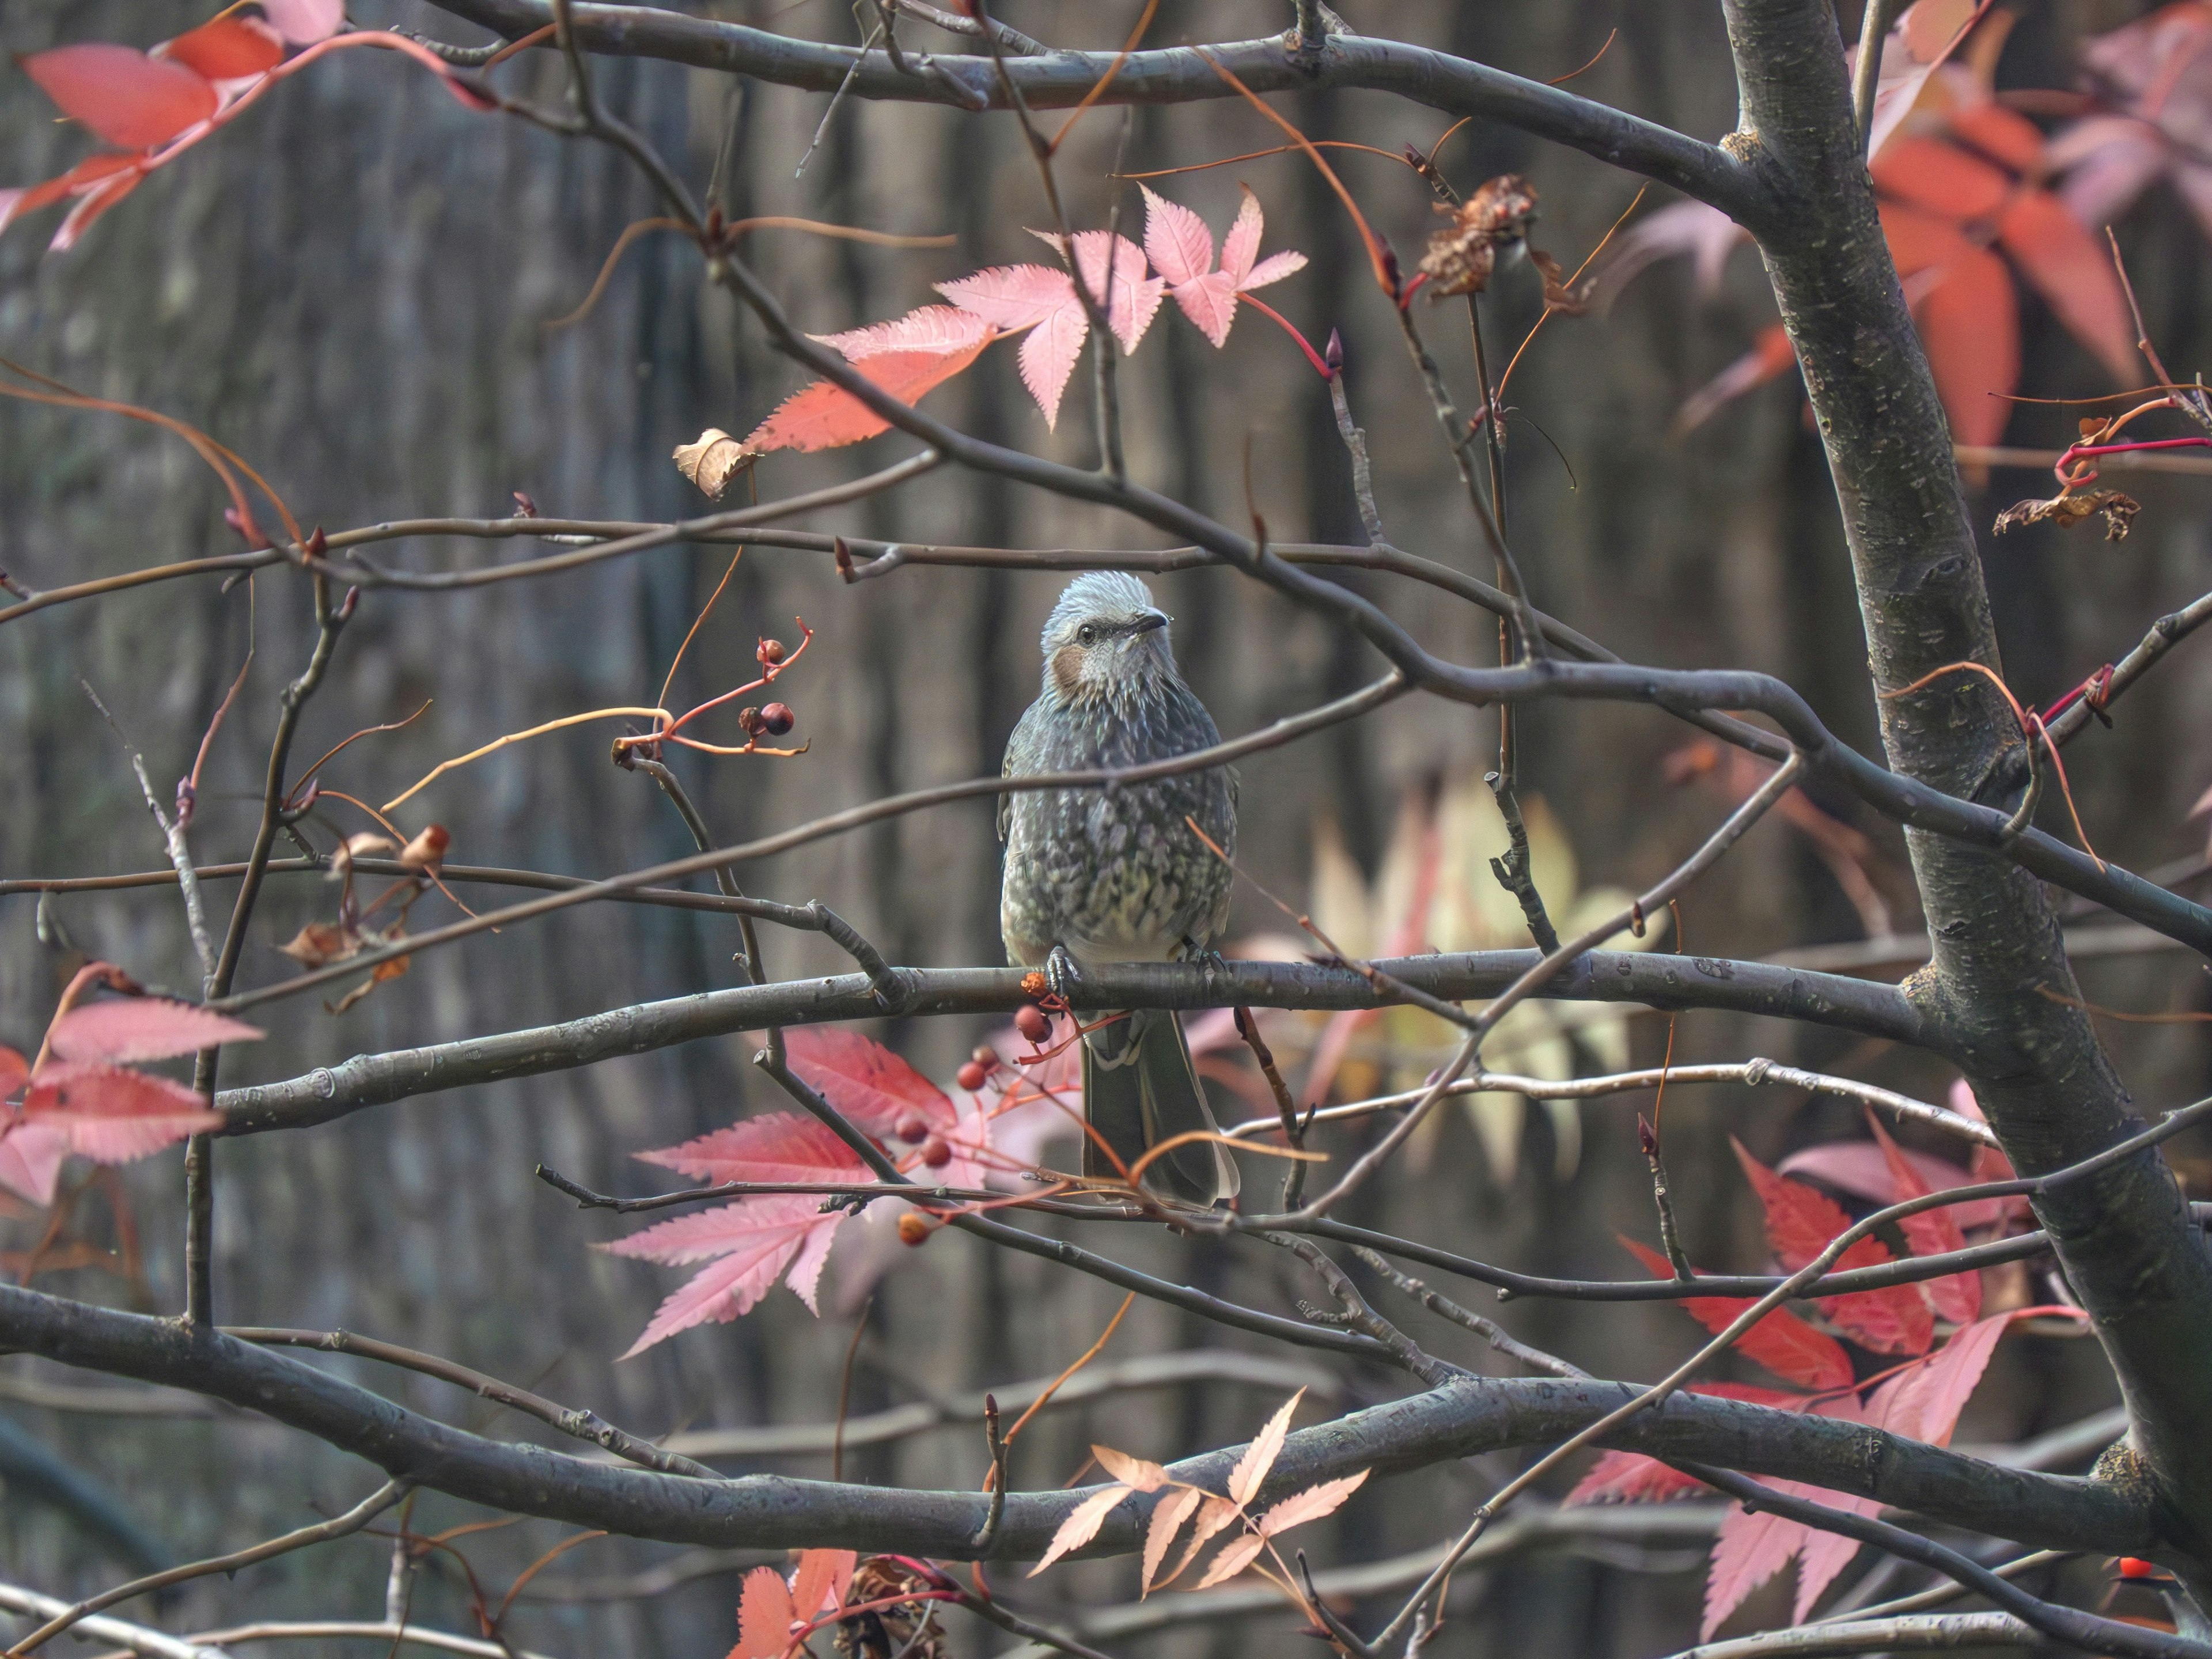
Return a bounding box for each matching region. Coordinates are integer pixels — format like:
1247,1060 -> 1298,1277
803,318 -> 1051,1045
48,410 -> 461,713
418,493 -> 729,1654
999,571 -> 1240,1206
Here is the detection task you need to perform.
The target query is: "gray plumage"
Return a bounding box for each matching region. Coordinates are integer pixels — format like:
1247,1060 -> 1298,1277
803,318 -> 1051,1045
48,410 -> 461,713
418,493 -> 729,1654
999,573 -> 1238,1205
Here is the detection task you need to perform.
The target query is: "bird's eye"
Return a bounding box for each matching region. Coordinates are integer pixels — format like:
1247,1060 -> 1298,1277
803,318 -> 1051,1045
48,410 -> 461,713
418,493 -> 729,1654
1077,624 -> 1097,646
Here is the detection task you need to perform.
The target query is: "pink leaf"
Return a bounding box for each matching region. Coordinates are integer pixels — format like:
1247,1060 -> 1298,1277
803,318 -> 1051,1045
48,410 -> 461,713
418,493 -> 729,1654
1142,1486 -> 1204,1593
0,1122 -> 68,1207
1051,230 -> 1165,354
811,304 -> 995,361
601,1194 -> 846,1355
782,1027 -> 955,1137
1703,1495 -> 1805,1638
637,1111 -> 870,1185
1733,1138 -> 1931,1356
1777,1141 -> 2002,1229
1192,1529 -> 1268,1589
1620,1237 -> 1855,1389
728,1565 -> 795,1659
1168,272 -> 1240,349
1029,1485 -> 1134,1576
44,999 -> 263,1066
940,234 -> 1164,426
21,45 -> 218,150
258,0 -> 347,44
1218,187 -> 1264,286
1228,1388 -> 1303,1506
51,169 -> 143,253
1094,1445 -> 1169,1493
156,16 -> 287,81
1867,1315 -> 2012,1446
1239,249 -> 1307,291
1566,1451 -> 1707,1506
1257,1468 -> 1368,1535
1592,198 -> 1749,305
743,338 -> 992,454
1017,305 -> 1090,429
1139,185 -> 1215,286
21,1062 -> 222,1163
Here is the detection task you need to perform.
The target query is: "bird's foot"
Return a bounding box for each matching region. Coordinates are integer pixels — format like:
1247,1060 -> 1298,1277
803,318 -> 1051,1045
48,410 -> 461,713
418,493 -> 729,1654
1179,937 -> 1227,978
1044,944 -> 1081,1005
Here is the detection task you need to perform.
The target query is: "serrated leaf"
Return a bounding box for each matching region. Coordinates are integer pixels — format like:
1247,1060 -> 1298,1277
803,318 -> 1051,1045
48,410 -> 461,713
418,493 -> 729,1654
1867,1314 -> 2011,1448
22,44 -> 218,150
787,1548 -> 856,1621
1192,1529 -> 1267,1589
1256,1468 -> 1368,1536
1566,1451 -> 1707,1506
1093,1445 -> 1168,1493
812,304 -> 995,361
1619,1237 -> 1855,1389
743,338 -> 991,454
0,1123 -> 69,1207
44,999 -> 263,1066
1218,187 -> 1264,285
728,1564 -> 795,1659
1994,188 -> 2141,383
1732,1139 -> 1931,1357
940,233 -> 1164,426
1228,1388 -> 1304,1506
1140,185 -> 1215,286
1162,1493 -> 1241,1586
637,1111 -> 870,1184
601,1194 -> 848,1355
1863,1113 -> 1980,1324
1028,1485 -> 1134,1576
21,1062 -> 223,1163
783,1027 -> 955,1137
1141,1485 -> 1204,1593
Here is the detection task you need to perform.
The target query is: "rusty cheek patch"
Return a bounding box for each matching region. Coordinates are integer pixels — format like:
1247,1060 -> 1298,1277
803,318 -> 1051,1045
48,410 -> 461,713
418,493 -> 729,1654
1052,643 -> 1088,699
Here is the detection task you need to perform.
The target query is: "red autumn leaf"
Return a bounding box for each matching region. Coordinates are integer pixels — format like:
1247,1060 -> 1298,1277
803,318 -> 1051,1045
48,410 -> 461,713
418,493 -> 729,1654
938,232 -> 1165,427
728,1565 -> 795,1659
1993,188 -> 2142,384
1567,1382 -> 1807,1506
812,303 -> 995,361
20,1061 -> 224,1164
1949,100 -> 2047,174
1777,1140 -> 2005,1229
21,44 -> 219,151
743,337 -> 993,455
1732,1138 -> 1933,1356
1862,1113 -> 1981,1324
786,1549 -> 856,1623
635,1110 -> 870,1185
258,0 -> 347,46
1620,1236 -> 1855,1389
1872,135 -> 2013,221
44,998 -> 263,1066
1863,0 -> 1994,160
600,1192 -> 846,1356
156,15 -> 287,81
0,153 -> 140,237
1703,1396 -> 1880,1635
782,1027 -> 956,1137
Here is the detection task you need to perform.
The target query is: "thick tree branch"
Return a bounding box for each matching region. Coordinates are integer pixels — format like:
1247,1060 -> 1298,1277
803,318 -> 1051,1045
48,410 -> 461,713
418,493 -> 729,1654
419,3 -> 1767,221
0,1286 -> 2150,1561
213,949 -> 1925,1134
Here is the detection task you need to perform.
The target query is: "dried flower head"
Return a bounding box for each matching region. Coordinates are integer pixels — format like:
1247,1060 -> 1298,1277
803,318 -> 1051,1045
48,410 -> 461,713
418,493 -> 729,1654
1993,487 -> 2141,541
671,427 -> 758,500
1419,174 -> 1539,298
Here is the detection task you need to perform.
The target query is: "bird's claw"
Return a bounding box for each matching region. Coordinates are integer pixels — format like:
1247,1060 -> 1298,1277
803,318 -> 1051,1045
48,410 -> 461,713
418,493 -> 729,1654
1044,944 -> 1081,1005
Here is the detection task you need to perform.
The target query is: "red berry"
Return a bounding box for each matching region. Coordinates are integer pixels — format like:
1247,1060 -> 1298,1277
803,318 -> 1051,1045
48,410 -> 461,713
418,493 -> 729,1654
920,1136 -> 952,1169
757,638 -> 786,665
897,1213 -> 931,1247
759,702 -> 796,736
892,1111 -> 931,1145
956,1060 -> 989,1092
1015,1004 -> 1051,1043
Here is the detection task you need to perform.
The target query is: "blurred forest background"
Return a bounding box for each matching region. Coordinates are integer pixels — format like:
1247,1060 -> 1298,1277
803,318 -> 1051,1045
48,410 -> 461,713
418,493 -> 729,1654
3,0 -> 2210,1653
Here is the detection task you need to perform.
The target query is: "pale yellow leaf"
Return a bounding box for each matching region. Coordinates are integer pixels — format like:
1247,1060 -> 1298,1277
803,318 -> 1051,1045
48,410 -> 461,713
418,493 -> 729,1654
1162,1493 -> 1241,1586
1257,1468 -> 1369,1536
1028,1485 -> 1132,1577
1093,1445 -> 1167,1493
1141,1485 -> 1203,1594
1192,1529 -> 1268,1589
1228,1389 -> 1304,1508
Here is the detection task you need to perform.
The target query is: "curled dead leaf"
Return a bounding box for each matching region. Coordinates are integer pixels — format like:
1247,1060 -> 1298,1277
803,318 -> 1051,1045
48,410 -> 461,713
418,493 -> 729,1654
329,832 -> 395,880
399,823 -> 449,873
672,428 -> 758,500
1993,487 -> 2140,541
278,921 -> 362,968
1419,174 -> 1538,298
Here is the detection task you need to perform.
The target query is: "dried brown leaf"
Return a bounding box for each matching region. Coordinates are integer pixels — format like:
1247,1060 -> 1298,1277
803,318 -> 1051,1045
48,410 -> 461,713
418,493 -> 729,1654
672,427 -> 759,501
1256,1468 -> 1370,1536
398,823 -> 449,873
1161,1493 -> 1242,1586
1228,1387 -> 1303,1506
1418,174 -> 1537,297
278,921 -> 362,968
1992,487 -> 2140,541
1141,1485 -> 1204,1594
1191,1529 -> 1268,1590
1093,1445 -> 1168,1493
1028,1484 -> 1134,1577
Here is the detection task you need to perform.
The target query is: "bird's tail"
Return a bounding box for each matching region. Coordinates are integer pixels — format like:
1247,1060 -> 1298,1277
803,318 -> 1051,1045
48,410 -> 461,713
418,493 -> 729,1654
1080,1006 -> 1239,1205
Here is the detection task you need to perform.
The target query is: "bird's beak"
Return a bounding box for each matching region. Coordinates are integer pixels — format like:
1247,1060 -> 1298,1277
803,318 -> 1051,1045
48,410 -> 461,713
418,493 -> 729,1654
1127,611 -> 1169,638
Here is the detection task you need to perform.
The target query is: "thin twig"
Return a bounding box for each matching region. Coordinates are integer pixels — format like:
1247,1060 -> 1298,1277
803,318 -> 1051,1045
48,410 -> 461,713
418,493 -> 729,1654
622,756 -> 763,983
971,1395 -> 1008,1552
78,680 -> 216,982
834,1298 -> 872,1483
1347,1247 -> 1585,1377
1234,1006 -> 1311,1207
1853,0 -> 1906,145
1484,769 -> 1559,953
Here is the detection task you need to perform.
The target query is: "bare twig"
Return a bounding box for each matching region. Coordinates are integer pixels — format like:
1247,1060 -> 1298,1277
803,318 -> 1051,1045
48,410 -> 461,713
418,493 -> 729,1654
1484,769 -> 1560,952
622,756 -> 763,983
78,681 -> 215,981
1852,0 -> 1906,144
1347,1248 -> 1585,1378
1269,1232 -> 1461,1385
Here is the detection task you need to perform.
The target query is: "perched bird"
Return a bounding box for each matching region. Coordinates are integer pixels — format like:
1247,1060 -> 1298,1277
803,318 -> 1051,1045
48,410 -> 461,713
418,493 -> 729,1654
999,572 -> 1239,1205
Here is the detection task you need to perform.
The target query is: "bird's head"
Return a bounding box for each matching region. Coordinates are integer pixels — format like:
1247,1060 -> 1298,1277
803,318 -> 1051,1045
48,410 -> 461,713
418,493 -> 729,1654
1040,571 -> 1178,704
